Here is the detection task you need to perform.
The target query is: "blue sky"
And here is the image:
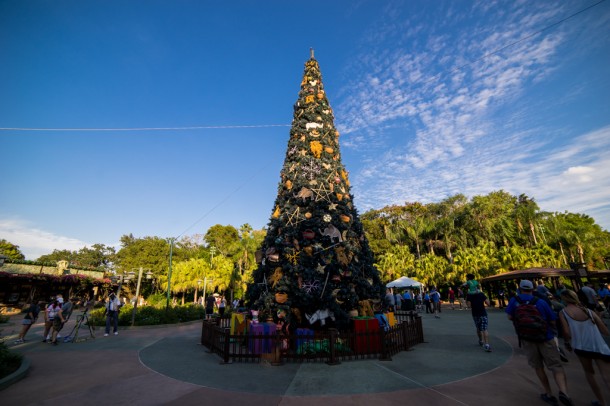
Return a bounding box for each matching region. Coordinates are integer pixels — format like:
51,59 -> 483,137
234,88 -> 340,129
1,0 -> 609,260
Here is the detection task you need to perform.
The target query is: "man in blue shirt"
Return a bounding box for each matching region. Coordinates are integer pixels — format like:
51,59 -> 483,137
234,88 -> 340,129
506,280 -> 573,405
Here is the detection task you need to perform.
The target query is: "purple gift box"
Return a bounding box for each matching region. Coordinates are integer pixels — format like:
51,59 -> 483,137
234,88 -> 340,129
248,322 -> 276,354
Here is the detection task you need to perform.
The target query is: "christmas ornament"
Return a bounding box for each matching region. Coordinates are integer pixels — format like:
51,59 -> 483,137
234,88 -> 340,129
302,279 -> 321,294
306,122 -> 323,131
275,292 -> 288,304
320,224 -> 343,242
302,229 -> 315,240
310,141 -> 323,158
301,159 -> 321,180
285,179 -> 293,190
285,250 -> 300,265
295,187 -> 313,201
323,214 -> 332,222
270,267 -> 283,287
272,205 -> 280,218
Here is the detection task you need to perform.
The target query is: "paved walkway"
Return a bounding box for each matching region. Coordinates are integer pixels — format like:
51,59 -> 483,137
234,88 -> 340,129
2,307 -> 609,405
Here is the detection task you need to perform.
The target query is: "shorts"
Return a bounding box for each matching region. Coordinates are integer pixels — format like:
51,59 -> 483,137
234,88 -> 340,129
52,318 -> 64,331
22,318 -> 32,325
574,349 -> 610,361
473,316 -> 488,331
522,340 -> 563,371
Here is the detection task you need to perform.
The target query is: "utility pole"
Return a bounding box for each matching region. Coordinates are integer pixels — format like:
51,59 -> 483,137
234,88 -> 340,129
166,237 -> 175,309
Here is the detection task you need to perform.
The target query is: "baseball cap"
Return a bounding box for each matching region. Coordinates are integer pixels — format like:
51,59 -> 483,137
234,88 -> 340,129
519,280 -> 534,290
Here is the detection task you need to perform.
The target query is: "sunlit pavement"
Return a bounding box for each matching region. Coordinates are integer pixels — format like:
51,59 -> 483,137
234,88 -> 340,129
2,307 -> 609,405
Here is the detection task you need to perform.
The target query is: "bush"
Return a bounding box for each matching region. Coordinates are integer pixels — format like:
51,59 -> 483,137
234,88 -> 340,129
88,303 -> 206,326
0,342 -> 23,379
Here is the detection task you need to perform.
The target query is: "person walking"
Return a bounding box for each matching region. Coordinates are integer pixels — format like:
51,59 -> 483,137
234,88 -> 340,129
104,292 -> 121,336
467,290 -> 491,352
506,280 -> 573,405
497,288 -> 507,308
448,287 -> 455,310
430,287 -> 441,318
205,294 -> 216,319
218,295 -> 227,316
559,289 -> 610,406
423,291 -> 431,314
394,291 -> 402,311
50,296 -> 74,345
14,300 -> 41,344
42,298 -> 62,343
457,287 -> 466,310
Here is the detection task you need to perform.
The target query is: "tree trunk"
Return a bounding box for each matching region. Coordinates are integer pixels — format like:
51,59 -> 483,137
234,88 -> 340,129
529,221 -> 538,245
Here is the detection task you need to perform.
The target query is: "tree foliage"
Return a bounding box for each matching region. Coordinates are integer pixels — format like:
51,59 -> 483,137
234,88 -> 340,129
364,190 -> 610,287
0,239 -> 25,260
36,243 -> 116,271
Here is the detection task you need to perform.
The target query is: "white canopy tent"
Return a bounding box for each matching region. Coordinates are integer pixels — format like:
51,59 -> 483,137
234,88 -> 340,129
386,276 -> 423,288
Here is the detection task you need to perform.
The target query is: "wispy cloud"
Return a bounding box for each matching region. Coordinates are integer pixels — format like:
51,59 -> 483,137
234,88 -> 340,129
0,218 -> 91,260
333,1 -> 610,230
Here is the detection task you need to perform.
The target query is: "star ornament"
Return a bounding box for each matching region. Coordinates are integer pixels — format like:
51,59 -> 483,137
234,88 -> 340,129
311,182 -> 333,203
285,207 -> 306,226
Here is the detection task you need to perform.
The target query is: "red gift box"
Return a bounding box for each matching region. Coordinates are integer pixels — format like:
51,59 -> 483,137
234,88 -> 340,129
352,317 -> 381,353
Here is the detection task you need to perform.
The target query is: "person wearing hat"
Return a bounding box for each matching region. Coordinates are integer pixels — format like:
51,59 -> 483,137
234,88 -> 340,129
505,279 -> 574,406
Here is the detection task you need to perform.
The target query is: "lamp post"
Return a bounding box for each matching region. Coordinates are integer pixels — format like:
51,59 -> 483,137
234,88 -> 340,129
203,246 -> 216,305
195,279 -> 202,304
166,237 -> 175,309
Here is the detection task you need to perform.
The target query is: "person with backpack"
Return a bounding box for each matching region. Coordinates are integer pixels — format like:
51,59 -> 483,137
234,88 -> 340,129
505,279 -> 574,406
430,287 -> 441,318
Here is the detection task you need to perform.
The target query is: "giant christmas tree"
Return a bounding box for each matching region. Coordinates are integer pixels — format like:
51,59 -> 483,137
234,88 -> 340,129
246,50 -> 383,329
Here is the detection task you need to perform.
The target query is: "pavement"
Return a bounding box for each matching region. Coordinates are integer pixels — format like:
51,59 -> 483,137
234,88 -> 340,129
1,306 -> 609,406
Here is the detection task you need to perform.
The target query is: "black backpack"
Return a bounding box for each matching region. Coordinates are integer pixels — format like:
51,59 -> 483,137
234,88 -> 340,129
513,297 -> 548,344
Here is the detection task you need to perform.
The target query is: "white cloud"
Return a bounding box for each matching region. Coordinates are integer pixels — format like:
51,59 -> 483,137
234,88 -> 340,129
0,218 -> 91,260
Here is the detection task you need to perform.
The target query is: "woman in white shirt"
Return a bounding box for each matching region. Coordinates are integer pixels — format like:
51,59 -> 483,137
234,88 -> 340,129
559,289 -> 610,406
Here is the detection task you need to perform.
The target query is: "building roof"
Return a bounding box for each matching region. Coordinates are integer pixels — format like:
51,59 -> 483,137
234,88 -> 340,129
481,267 -> 575,283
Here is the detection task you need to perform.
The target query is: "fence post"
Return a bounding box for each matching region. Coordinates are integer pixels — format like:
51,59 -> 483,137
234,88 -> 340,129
416,313 -> 425,343
200,320 -> 206,346
326,328 -> 341,365
379,325 -> 391,361
220,328 -> 232,364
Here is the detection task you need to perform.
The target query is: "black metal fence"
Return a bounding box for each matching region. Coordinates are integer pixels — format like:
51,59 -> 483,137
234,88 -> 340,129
200,311 -> 424,365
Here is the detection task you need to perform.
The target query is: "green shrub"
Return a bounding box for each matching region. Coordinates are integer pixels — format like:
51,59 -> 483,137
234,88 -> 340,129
0,342 -> 23,379
88,303 -> 205,326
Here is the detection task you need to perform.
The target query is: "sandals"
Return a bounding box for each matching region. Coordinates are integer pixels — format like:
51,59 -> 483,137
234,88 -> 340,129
558,392 -> 574,406
540,393 -> 558,405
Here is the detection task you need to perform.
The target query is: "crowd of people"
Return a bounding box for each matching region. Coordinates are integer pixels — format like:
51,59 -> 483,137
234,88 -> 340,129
386,274 -> 610,405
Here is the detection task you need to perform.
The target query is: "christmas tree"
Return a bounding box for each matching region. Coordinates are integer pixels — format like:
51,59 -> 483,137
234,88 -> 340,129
246,50 -> 383,330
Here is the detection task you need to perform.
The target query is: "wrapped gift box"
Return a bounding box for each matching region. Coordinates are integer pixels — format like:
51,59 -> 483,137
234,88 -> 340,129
352,317 -> 381,353
248,321 -> 276,354
231,313 -> 247,335
295,328 -> 314,353
385,312 -> 397,327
